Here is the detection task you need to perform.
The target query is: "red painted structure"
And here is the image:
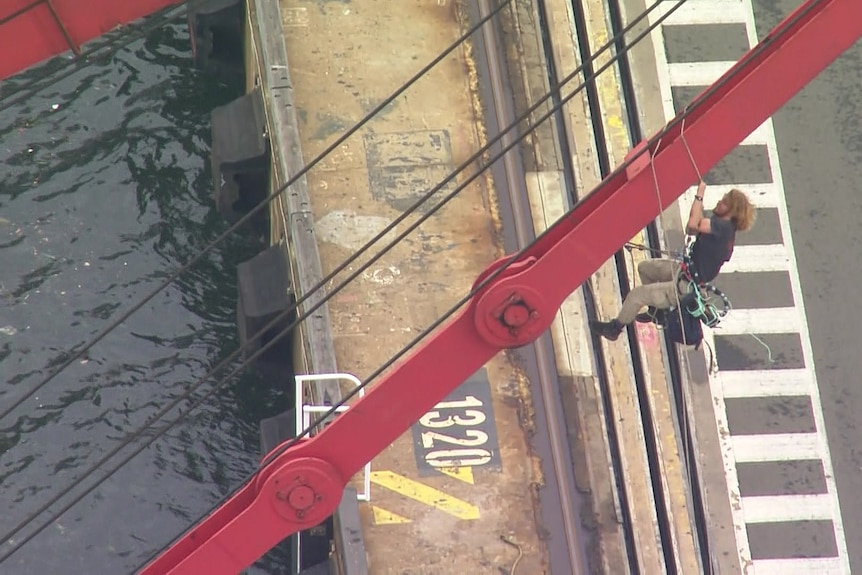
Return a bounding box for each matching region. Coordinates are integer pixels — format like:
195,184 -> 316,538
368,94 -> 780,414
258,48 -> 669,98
0,0 -> 181,81
4,0 -> 860,573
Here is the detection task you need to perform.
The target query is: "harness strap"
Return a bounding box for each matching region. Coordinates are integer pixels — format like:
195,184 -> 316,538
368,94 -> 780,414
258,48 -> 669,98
672,239 -> 731,328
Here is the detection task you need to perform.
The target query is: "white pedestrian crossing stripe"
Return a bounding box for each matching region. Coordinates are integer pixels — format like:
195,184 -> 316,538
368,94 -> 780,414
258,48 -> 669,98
719,369 -> 810,398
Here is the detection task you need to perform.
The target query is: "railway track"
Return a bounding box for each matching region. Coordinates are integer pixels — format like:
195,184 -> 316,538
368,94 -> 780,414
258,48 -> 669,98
475,0 -> 712,572
472,1 -> 592,572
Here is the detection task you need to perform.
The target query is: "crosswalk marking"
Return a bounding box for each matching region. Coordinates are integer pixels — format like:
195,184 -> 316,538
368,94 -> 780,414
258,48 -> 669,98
719,244 -> 791,273
741,121 -> 772,146
731,433 -> 822,463
666,60 -> 736,87
713,306 -> 801,334
719,369 -> 810,398
653,0 -> 747,26
742,493 -> 835,523
649,0 -> 850,571
751,557 -> 846,575
682,182 -> 783,209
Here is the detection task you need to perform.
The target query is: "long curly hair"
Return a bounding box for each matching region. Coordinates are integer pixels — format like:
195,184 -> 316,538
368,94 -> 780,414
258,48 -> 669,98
724,188 -> 756,232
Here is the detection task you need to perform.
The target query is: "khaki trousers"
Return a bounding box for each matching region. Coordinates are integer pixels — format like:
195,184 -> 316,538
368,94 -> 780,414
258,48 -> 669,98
617,259 -> 689,324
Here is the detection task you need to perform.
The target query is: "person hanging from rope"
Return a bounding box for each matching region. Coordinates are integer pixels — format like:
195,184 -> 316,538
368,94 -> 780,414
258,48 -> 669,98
590,182 -> 756,341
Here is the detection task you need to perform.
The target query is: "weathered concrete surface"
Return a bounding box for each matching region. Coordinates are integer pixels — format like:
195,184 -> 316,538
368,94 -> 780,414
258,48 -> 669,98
266,0 -> 551,572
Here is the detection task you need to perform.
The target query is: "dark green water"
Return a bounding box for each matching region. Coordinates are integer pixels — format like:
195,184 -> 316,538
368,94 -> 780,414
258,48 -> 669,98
0,20 -> 289,574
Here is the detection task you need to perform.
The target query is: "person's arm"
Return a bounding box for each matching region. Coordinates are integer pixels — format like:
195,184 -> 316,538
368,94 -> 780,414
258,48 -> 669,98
685,181 -> 711,235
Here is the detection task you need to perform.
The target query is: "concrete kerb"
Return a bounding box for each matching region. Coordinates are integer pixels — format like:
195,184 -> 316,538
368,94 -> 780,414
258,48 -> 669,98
247,0 -> 369,572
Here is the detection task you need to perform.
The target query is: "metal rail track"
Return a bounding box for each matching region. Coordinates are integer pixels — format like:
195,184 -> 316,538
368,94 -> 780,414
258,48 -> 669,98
536,0 -> 656,573
560,0 -> 714,571
559,0 -> 679,569
472,0 -> 593,573
474,0 -> 713,571
600,0 -> 714,569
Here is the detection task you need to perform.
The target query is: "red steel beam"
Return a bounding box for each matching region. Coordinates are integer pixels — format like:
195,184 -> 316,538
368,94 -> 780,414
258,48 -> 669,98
0,0 -> 181,81
140,0 -> 862,573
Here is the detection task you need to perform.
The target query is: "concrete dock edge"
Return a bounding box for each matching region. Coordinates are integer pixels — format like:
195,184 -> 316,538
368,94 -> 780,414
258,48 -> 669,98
246,0 -> 369,572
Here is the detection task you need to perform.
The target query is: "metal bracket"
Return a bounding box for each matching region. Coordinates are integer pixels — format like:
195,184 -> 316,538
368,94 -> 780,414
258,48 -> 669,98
294,373 -> 370,501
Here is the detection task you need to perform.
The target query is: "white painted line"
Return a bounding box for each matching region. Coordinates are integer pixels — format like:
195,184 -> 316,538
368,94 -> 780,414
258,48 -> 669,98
752,557 -> 846,575
714,307 -> 800,335
720,244 -> 791,273
742,493 -> 834,523
651,0 -> 747,27
720,369 -> 811,398
734,182 -> 782,208
741,120 -> 773,146
680,182 -> 782,209
732,433 -> 822,463
709,367 -> 753,564
666,61 -> 736,87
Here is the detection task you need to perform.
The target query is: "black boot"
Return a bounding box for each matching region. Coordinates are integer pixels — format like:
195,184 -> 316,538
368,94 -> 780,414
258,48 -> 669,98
590,318 -> 624,341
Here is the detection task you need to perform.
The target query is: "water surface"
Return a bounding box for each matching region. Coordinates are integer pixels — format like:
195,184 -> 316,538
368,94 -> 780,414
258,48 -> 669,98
1,21 -> 289,574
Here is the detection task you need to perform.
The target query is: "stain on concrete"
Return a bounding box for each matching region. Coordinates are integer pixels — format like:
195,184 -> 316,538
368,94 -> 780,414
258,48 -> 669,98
364,130 -> 457,213
315,209 -> 396,251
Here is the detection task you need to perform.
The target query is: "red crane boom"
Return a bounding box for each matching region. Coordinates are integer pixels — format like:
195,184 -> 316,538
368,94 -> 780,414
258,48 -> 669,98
0,0 -> 182,82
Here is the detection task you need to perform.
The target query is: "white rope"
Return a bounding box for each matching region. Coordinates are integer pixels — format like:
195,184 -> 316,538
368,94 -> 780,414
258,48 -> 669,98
680,116 -> 703,182
647,131 -> 698,487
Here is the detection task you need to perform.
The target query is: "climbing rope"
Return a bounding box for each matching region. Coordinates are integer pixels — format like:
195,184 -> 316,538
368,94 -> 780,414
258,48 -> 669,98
624,241 -> 684,260
680,116 -> 703,182
681,279 -> 732,328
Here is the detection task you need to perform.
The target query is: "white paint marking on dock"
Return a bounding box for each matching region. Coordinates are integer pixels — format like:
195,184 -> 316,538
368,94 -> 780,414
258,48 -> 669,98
651,0 -> 747,27
751,557 -> 846,575
719,244 -> 791,273
742,493 -> 834,523
732,433 -> 822,463
713,307 -> 800,335
666,61 -> 736,87
719,369 -> 811,398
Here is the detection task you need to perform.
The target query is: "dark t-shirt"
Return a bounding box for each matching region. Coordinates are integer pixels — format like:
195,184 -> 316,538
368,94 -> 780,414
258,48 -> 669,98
690,215 -> 735,282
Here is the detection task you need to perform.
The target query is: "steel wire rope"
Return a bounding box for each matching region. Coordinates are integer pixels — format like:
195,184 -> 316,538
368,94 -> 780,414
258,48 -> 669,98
0,0 -> 688,564
0,0 -> 515,425
0,3 -> 188,111
0,0 -> 685,565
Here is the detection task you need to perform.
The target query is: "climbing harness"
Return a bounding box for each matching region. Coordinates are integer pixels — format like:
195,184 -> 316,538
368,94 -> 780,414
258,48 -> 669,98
677,239 -> 732,328
627,239 -> 733,329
